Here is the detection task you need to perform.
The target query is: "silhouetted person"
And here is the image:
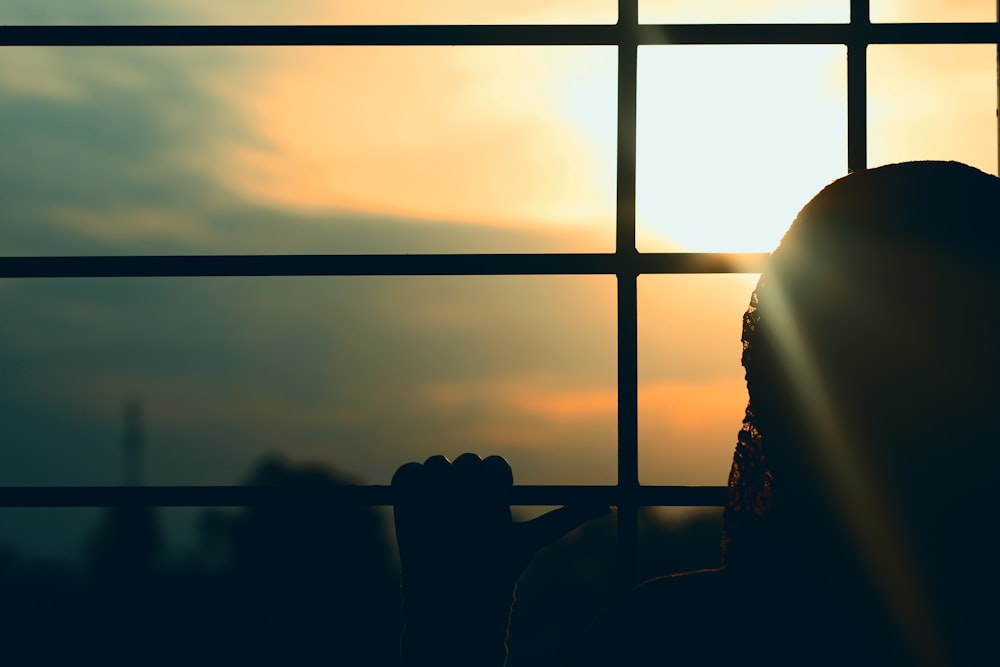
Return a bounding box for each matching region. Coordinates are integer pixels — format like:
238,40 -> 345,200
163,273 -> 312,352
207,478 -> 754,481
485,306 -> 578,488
392,161 -> 1000,666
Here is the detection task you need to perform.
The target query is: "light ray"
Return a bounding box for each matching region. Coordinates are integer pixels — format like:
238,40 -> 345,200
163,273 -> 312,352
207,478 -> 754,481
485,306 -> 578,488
761,272 -> 946,665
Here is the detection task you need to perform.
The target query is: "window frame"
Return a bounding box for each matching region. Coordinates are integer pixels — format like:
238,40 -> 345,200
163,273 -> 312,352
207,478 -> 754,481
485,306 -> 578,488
1,0 -> 997,593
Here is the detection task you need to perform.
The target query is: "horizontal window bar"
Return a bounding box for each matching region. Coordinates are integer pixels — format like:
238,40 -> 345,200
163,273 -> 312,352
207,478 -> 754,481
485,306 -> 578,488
2,24 -> 617,46
1,23 -> 996,47
641,22 -> 1000,45
0,253 -> 769,278
0,485 -> 727,508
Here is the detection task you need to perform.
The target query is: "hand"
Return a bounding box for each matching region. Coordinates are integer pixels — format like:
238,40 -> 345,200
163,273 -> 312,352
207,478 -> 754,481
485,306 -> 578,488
391,453 -> 608,666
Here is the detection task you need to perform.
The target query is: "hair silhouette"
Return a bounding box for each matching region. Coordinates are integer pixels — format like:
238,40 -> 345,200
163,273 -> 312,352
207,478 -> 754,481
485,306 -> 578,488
724,160 -> 1000,665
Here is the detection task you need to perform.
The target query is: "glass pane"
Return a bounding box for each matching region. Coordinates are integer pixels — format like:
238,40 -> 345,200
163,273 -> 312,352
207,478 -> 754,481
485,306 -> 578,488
868,45 -> 998,175
871,0 -> 996,23
636,45 -> 847,253
0,46 -> 616,256
640,0 -> 847,24
0,276 -> 616,487
638,275 -> 757,485
0,1 -> 617,25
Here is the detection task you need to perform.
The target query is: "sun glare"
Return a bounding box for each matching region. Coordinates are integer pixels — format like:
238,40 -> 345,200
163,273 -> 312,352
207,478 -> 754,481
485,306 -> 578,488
634,45 -> 847,253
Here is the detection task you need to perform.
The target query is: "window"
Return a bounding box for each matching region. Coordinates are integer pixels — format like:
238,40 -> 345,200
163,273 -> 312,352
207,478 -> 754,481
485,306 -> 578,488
1,1 -> 997,661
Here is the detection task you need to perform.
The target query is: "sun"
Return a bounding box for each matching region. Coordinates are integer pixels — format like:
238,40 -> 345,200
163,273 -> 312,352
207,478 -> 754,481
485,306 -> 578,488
633,45 -> 848,253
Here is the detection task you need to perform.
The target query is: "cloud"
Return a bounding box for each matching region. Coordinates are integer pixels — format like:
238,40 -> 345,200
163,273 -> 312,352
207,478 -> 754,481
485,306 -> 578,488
0,44 -> 249,255
0,10 -> 755,559
3,3 -> 621,233
638,377 -> 747,486
0,41 -> 617,252
217,45 -> 617,231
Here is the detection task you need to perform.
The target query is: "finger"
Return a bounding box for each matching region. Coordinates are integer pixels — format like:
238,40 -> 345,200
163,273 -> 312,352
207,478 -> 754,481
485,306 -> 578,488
391,461 -> 425,519
451,453 -> 484,490
422,454 -> 451,472
391,462 -> 426,553
452,454 -> 514,536
391,461 -> 423,490
420,455 -> 451,495
452,452 -> 483,471
477,456 -> 513,519
481,455 -> 514,488
515,504 -> 611,555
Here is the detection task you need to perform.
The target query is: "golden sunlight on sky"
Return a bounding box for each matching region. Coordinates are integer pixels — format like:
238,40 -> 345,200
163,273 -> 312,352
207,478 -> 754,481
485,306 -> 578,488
221,46 -> 617,234
197,0 -> 999,254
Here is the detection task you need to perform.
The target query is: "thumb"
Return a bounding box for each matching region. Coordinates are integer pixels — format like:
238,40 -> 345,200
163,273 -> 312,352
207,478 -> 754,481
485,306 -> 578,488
515,504 -> 610,557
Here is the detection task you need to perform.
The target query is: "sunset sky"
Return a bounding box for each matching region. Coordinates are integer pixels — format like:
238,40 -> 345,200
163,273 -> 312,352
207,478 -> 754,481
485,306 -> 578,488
0,0 -> 997,556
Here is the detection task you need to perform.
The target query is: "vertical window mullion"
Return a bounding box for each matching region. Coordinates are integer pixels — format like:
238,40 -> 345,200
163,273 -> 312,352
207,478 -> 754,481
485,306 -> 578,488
848,0 -> 870,171
616,0 -> 640,595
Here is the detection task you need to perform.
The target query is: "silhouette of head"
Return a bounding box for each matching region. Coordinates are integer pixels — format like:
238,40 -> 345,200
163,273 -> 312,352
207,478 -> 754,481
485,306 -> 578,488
725,161 -> 1000,664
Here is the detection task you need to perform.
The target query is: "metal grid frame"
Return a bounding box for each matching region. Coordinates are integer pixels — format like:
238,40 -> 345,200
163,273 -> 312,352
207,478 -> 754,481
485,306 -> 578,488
1,0 -> 998,591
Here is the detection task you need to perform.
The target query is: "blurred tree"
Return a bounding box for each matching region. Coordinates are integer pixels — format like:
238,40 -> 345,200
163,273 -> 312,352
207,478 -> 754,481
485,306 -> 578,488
194,455 -> 401,666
